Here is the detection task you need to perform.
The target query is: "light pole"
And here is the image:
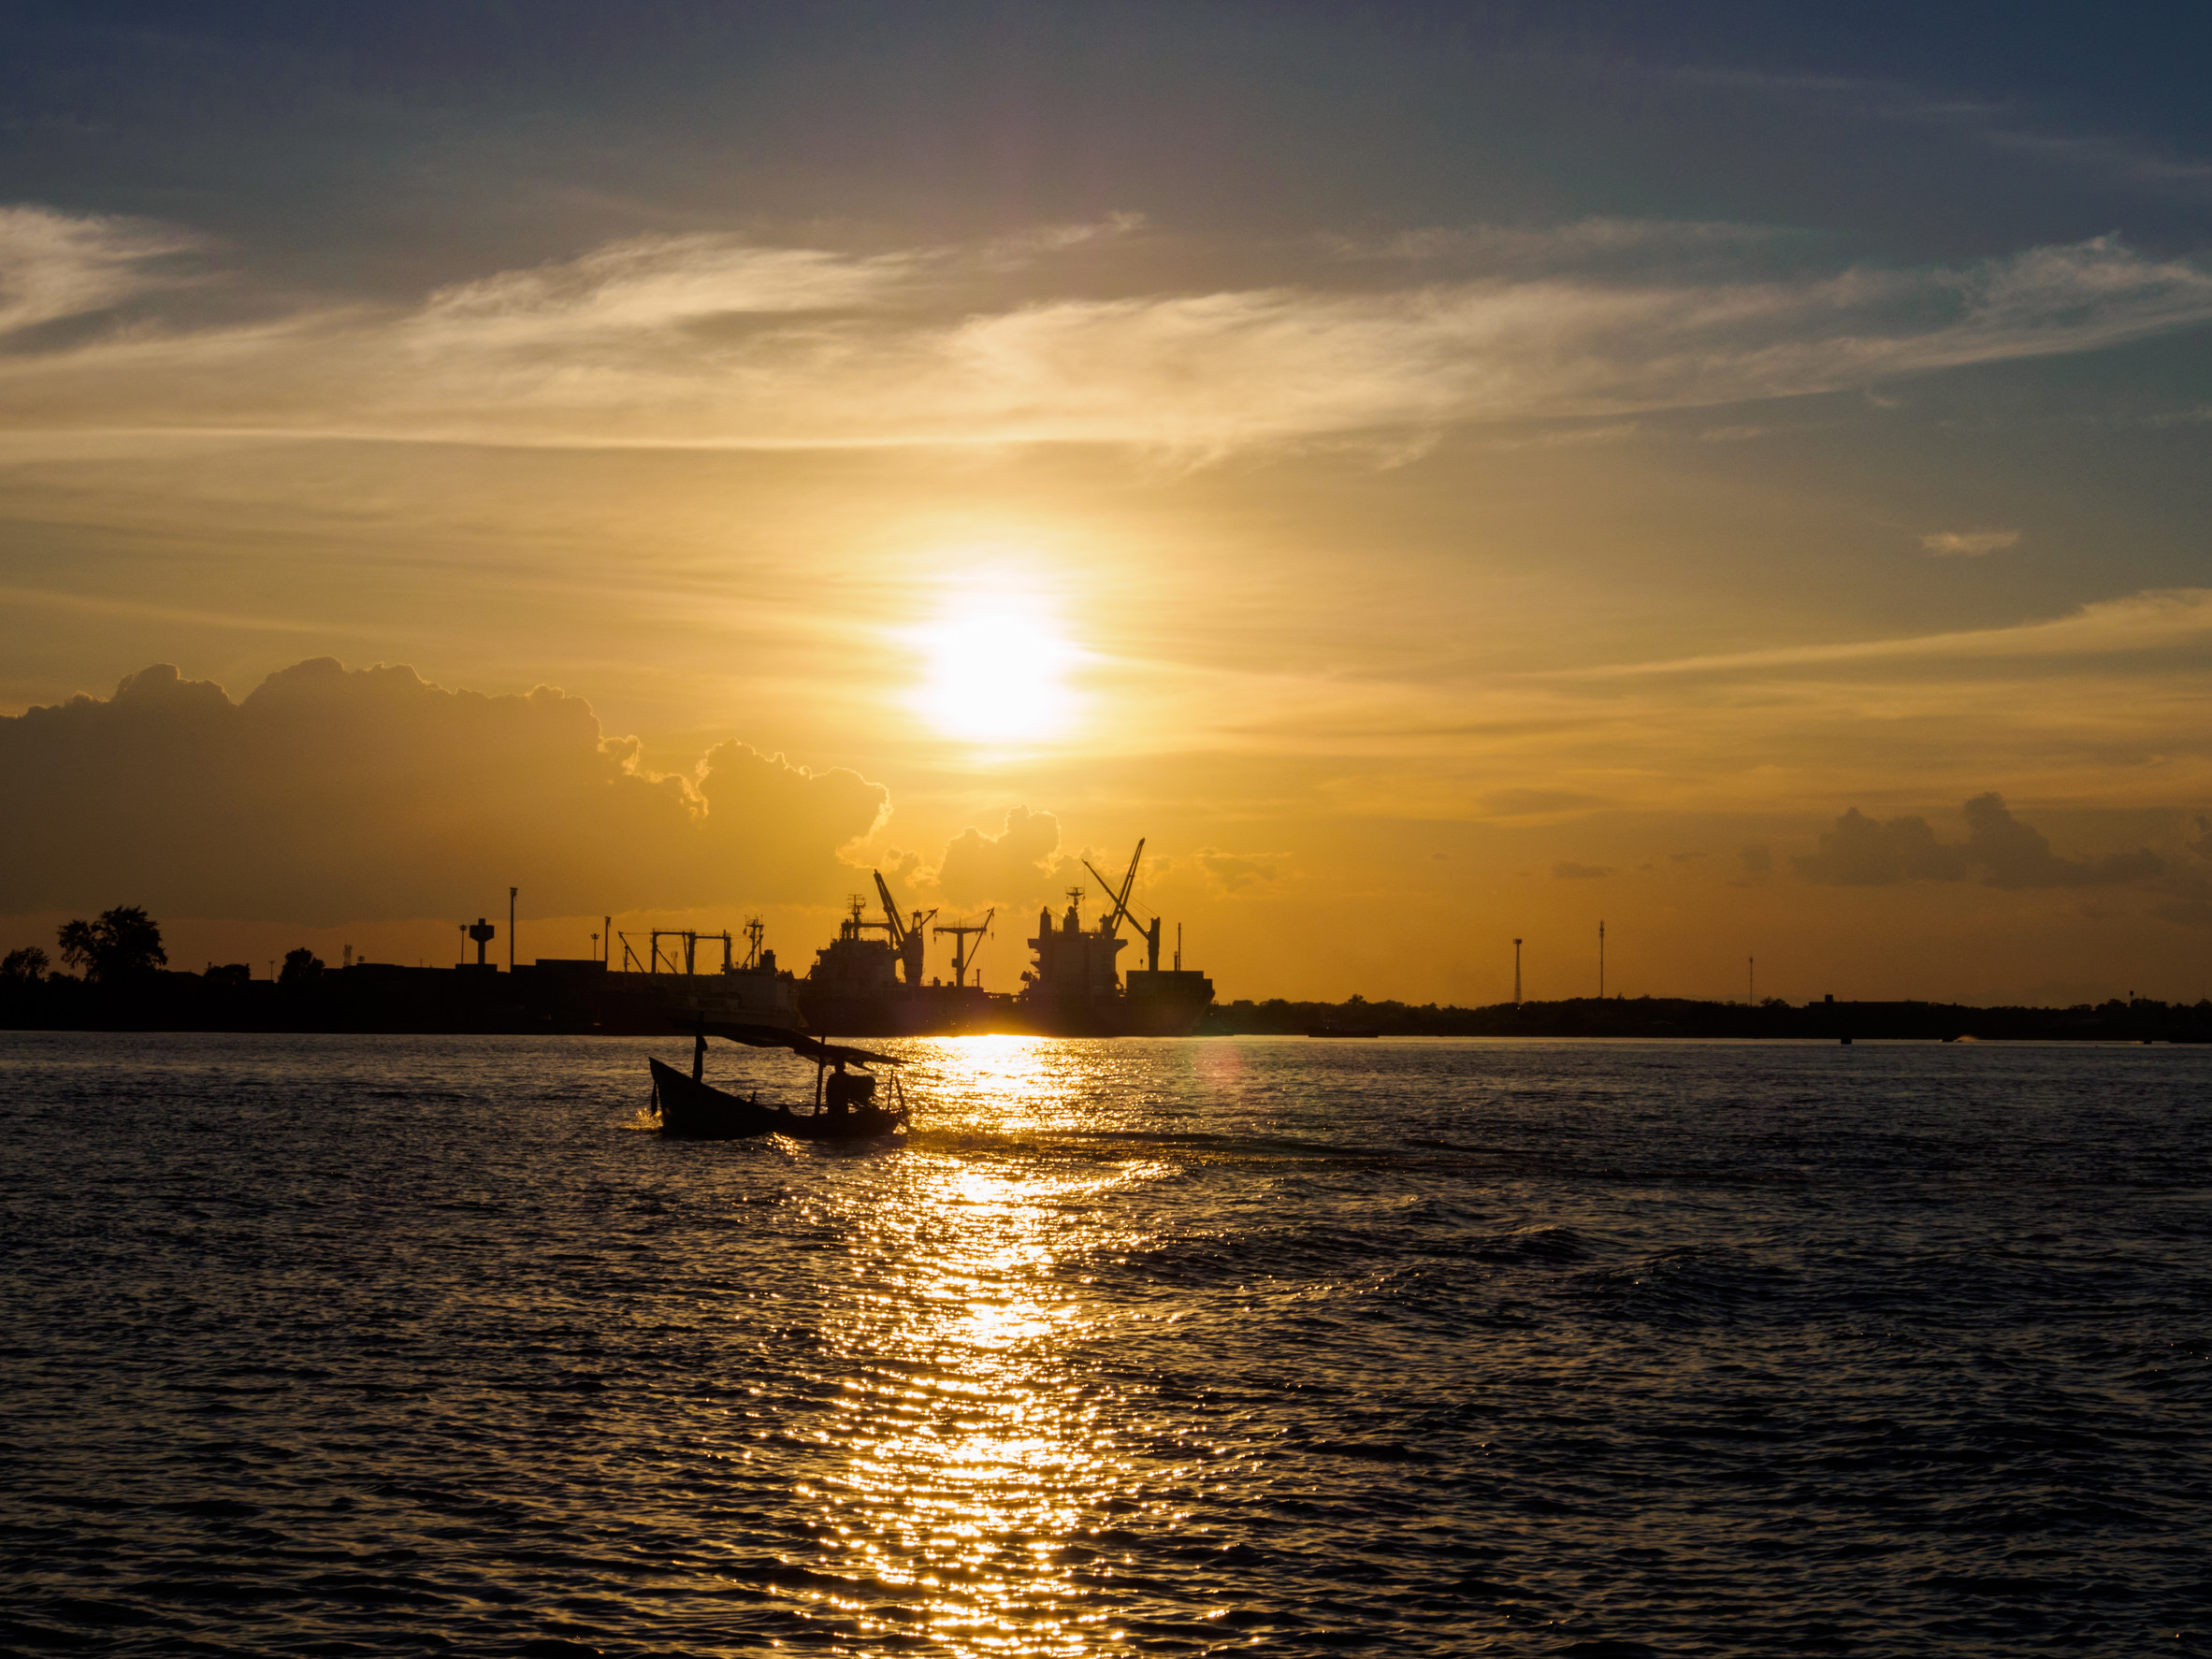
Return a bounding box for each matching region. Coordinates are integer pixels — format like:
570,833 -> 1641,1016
1512,937 -> 1523,1004
1598,920 -> 1606,999
1748,955 -> 1756,1003
508,887 -> 517,973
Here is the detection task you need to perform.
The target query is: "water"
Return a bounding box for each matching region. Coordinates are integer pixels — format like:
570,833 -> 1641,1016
2,1033 -> 2206,1656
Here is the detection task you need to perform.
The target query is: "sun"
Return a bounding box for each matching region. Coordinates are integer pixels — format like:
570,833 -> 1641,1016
911,596 -> 1080,743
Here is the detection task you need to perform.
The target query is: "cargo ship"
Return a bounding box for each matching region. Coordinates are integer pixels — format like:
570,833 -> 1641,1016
798,873 -> 1002,1036
1017,841 -> 1214,1036
797,842 -> 1214,1037
661,916 -> 804,1029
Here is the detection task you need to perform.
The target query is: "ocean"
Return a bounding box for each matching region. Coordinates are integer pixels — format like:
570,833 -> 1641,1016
1,1032 -> 2205,1656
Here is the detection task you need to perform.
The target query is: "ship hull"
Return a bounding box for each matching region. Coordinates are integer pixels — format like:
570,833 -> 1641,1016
799,983 -> 1011,1038
1121,970 -> 1215,1036
1016,987 -> 1214,1038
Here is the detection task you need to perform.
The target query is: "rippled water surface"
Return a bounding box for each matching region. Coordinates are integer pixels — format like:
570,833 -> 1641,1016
3,1032 -> 2208,1656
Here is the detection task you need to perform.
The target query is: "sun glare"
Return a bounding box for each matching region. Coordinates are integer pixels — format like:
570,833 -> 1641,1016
912,597 -> 1080,744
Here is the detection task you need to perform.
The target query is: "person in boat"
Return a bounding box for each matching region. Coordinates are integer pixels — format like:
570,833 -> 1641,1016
823,1060 -> 875,1118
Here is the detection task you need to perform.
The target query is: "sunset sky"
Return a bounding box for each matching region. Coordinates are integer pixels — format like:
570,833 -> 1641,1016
5,3 -> 2211,1005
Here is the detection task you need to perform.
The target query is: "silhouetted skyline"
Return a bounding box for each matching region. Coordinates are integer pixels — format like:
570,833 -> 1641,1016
3,4 -> 2209,1004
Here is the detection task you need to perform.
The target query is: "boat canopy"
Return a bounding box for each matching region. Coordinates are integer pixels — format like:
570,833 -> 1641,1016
672,1015 -> 903,1068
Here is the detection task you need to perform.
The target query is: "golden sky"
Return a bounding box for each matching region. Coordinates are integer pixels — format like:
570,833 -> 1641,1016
4,7 -> 2211,1004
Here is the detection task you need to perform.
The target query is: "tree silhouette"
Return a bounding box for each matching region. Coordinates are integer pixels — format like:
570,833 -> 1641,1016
1,945 -> 48,982
280,947 -> 325,988
55,907 -> 167,983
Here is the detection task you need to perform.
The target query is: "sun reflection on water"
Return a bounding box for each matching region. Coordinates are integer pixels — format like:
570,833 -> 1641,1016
796,1040 -> 1172,1653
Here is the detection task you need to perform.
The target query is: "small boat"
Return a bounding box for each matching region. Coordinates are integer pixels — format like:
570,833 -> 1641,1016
650,1017 -> 910,1142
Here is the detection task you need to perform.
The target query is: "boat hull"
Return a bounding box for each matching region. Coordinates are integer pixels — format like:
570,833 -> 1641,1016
648,1058 -> 907,1142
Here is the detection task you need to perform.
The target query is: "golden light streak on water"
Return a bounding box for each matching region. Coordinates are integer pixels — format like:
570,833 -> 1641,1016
798,1039 -> 1176,1653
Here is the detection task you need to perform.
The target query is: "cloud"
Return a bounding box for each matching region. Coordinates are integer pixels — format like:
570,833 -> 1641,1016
1794,794 -> 2161,888
0,658 -> 887,923
5,208 -> 2211,454
1193,849 -> 1282,894
1552,860 -> 1612,880
0,205 -> 199,341
1793,809 -> 1968,885
930,807 -> 1065,908
1740,844 -> 1772,874
415,236 -> 927,343
1629,65 -> 2212,202
1557,586 -> 2212,684
1481,787 -> 1606,817
1959,792 -> 2164,888
1920,528 -> 2019,557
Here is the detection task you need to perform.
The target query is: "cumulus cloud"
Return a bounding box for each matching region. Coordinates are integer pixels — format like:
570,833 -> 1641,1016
1792,808 -> 1969,885
5,207 -> 2211,454
875,808 -> 1219,917
1921,528 -> 2020,556
1959,792 -> 2164,888
0,659 -> 886,923
931,807 -> 1065,908
1794,794 -> 2161,888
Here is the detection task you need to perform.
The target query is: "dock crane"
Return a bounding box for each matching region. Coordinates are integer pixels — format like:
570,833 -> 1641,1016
932,909 -> 995,988
872,871 -> 938,987
1082,839 -> 1165,972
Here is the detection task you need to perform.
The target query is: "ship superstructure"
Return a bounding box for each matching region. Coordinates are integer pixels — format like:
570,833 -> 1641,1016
800,873 -> 1002,1034
1022,888 -> 1130,1034
801,893 -> 908,1034
582,916 -> 803,1031
675,916 -> 803,1028
1019,840 -> 1214,1035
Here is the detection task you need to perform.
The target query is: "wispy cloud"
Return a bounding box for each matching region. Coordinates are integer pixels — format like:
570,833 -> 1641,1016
0,205 -> 200,340
4,209 -> 2211,454
0,584 -> 362,637
1553,587 -> 2212,682
1612,64 -> 2212,201
1920,528 -> 2019,556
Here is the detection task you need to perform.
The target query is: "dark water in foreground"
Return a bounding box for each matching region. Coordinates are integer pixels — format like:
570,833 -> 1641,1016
2,1034 -> 2207,1657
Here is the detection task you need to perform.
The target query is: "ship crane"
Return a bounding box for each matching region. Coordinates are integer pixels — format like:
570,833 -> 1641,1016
872,871 -> 937,987
1082,839 -> 1165,971
932,909 -> 995,988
